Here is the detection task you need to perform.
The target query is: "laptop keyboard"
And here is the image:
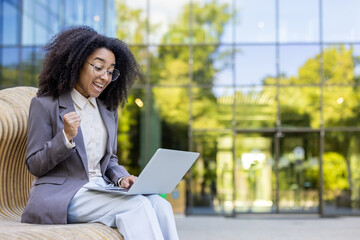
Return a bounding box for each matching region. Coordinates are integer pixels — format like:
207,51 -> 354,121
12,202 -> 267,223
104,187 -> 129,192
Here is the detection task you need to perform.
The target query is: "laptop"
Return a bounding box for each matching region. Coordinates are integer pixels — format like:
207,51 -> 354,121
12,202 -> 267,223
84,148 -> 199,195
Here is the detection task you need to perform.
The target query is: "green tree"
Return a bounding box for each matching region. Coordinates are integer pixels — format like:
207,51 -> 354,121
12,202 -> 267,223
116,0 -> 148,44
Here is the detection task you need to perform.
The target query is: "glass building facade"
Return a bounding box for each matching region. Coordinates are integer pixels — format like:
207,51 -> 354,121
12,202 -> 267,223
1,0 -> 360,216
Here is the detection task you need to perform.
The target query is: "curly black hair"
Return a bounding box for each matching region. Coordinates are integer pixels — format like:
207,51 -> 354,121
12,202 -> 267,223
37,26 -> 141,110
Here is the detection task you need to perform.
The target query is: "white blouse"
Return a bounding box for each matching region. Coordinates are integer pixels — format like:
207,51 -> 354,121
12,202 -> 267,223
63,89 -> 108,179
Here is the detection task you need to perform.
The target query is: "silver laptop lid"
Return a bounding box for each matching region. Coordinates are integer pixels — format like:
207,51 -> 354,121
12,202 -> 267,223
128,148 -> 199,195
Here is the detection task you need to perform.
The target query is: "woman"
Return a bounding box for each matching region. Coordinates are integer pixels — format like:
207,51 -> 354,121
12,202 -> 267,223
21,26 -> 179,240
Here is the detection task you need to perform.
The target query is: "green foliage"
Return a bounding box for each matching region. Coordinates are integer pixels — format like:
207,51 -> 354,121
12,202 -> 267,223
235,88 -> 277,128
117,91 -> 143,175
159,1 -> 231,44
323,152 -> 349,192
115,0 -> 149,43
1,49 -> 42,88
323,46 -> 354,84
263,45 -> 359,129
1,68 -> 18,86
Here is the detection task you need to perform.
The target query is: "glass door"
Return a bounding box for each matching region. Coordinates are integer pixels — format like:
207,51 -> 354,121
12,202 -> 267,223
234,132 -> 275,213
278,132 -> 320,213
234,131 -> 320,214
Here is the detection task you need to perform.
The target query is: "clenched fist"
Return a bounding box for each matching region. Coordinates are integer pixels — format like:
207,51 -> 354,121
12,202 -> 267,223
63,112 -> 81,141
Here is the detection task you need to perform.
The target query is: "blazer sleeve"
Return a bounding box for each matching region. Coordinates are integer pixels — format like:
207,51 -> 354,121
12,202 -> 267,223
26,97 -> 75,177
105,108 -> 130,184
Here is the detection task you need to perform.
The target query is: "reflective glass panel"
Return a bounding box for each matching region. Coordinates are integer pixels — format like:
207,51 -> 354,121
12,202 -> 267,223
22,0 -> 61,45
279,87 -> 321,128
2,1 -> 19,45
115,0 -> 147,44
235,0 -> 275,43
279,0 -> 319,43
324,87 -> 359,127
324,132 -> 360,215
33,47 -> 43,86
34,22 -> 49,46
149,46 -> 189,85
193,46 -> 233,86
191,0 -> 232,44
117,89 -> 145,175
235,46 -> 276,86
21,47 -> 36,86
236,86 -> 277,129
219,0 -> 233,43
50,0 -> 61,13
7,0 -> 19,6
354,44 -> 360,80
235,132 -> 275,213
323,45 -> 356,85
128,46 -> 147,86
279,45 -> 320,84
105,0 -> 116,36
35,1 -> 48,26
278,132 -> 319,213
22,0 -> 36,45
193,87 -> 234,130
36,0 -> 46,5
151,87 -> 189,149
65,0 -> 105,34
1,47 -> 19,87
20,47 -> 42,87
323,0 -> 360,43
86,0 -> 105,33
149,0 -> 189,44
191,131 -> 233,214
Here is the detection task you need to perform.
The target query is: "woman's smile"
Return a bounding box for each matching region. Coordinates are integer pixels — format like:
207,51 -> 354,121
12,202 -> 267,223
75,48 -> 115,98
93,81 -> 105,92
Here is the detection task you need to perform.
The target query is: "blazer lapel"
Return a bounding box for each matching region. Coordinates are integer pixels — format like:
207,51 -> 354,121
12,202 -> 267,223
58,93 -> 89,177
97,99 -> 115,174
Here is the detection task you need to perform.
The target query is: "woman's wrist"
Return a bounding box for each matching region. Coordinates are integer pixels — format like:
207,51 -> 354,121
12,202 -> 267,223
117,177 -> 123,186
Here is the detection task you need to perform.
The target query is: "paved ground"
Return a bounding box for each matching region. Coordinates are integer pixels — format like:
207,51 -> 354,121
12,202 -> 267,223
175,214 -> 360,240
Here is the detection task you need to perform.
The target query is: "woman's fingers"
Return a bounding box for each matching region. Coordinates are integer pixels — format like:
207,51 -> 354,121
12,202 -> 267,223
63,112 -> 81,140
121,175 -> 138,188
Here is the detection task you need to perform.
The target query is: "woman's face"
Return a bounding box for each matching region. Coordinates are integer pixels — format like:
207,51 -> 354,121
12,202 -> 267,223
75,47 -> 116,98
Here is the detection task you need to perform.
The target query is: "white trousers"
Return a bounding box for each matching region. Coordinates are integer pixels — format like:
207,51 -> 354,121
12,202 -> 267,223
67,177 -> 179,240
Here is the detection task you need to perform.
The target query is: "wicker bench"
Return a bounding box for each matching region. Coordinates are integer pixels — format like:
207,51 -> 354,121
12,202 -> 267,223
0,87 -> 124,239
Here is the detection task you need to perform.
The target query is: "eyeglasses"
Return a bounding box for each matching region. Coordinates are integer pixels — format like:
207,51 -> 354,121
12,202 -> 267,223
86,62 -> 120,81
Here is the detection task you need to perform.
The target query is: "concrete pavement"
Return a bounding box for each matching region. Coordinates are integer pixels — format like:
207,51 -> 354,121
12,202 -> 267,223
175,215 -> 360,240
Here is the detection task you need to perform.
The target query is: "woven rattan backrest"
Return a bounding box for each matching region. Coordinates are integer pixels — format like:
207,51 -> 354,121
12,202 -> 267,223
0,87 -> 37,221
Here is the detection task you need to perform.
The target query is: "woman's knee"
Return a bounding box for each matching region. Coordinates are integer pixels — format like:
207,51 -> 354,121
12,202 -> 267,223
131,195 -> 154,209
147,195 -> 173,212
